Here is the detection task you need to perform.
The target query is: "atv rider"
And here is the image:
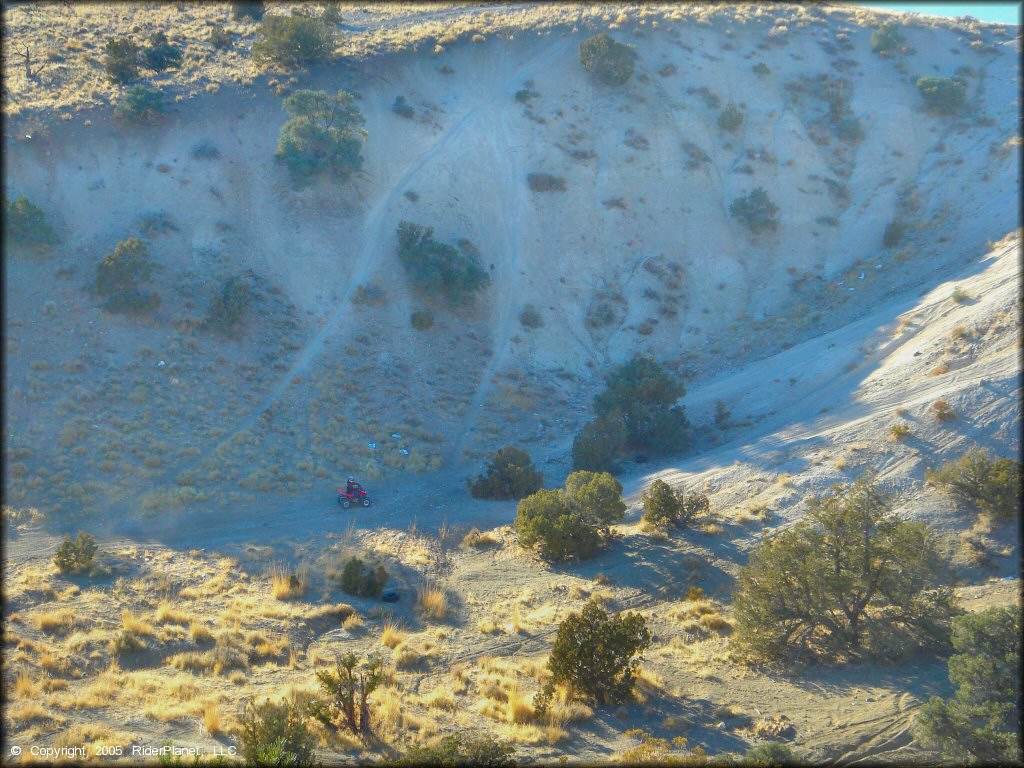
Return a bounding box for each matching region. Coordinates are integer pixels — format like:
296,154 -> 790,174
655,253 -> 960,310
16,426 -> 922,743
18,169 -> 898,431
345,477 -> 361,497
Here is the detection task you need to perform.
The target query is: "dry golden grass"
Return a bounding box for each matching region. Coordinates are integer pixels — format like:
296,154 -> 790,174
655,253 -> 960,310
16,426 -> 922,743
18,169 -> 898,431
14,668 -> 37,697
121,610 -> 154,636
423,686 -> 459,712
270,563 -> 308,600
8,702 -> 62,725
190,621 -> 213,643
155,601 -> 189,625
462,527 -> 499,549
35,608 -> 77,634
699,612 -> 734,633
381,622 -> 406,649
203,701 -> 222,735
342,613 -> 364,632
417,583 -> 449,621
506,683 -> 536,724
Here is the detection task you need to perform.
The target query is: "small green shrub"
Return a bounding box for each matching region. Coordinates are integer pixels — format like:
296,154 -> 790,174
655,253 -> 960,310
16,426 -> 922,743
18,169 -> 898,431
253,14 -> 335,68
752,62 -> 771,76
392,95 -> 414,119
231,1 -> 264,20
94,237 -> 160,314
53,532 -> 98,574
742,743 -> 804,765
871,22 -> 906,56
206,276 -> 252,336
142,31 -> 182,71
470,446 -> 543,500
950,286 -> 971,304
527,172 -> 567,192
396,221 -> 490,305
835,116 -> 864,143
4,196 -> 57,254
913,606 -> 1021,764
931,399 -> 958,422
915,76 -> 967,115
209,25 -> 233,50
718,103 -> 745,132
519,304 -> 543,328
410,309 -> 434,330
714,400 -> 731,428
579,32 -> 636,86
889,423 -> 911,441
883,219 -> 907,248
337,556 -> 388,598
592,355 -> 689,454
104,36 -> 140,84
534,602 -> 651,710
640,479 -> 709,530
926,449 -> 1021,518
308,652 -> 383,736
572,413 -> 627,472
730,187 -> 780,234
399,734 -> 516,767
237,698 -> 315,767
275,89 -> 366,180
113,85 -> 166,123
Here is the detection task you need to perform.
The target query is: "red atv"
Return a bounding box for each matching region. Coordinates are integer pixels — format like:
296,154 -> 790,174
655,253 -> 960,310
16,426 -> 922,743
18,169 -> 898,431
337,485 -> 371,509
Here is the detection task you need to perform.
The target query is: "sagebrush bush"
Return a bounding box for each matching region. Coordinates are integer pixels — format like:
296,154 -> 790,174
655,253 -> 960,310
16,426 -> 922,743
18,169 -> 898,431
209,25 -> 233,50
733,476 -> 958,663
53,532 -> 98,574
94,238 -> 160,314
308,652 -> 383,736
113,85 -> 166,123
399,734 -> 516,766
392,95 -> 414,119
396,221 -> 490,305
254,13 -> 335,68
534,602 -> 651,710
730,187 -> 780,234
275,89 -> 365,180
238,698 -> 315,767
871,21 -> 906,56
231,1 -> 264,20
337,556 -> 388,598
4,196 -> 56,254
926,448 -> 1021,518
469,446 -> 543,500
410,309 -> 434,330
206,276 -> 252,336
835,116 -> 864,143
640,479 -> 709,530
519,304 -> 543,328
104,36 -> 140,84
526,172 -> 567,192
883,219 -> 907,248
579,32 -> 636,86
718,103 -> 745,132
142,31 -> 182,71
915,76 -> 967,115
913,606 -> 1021,764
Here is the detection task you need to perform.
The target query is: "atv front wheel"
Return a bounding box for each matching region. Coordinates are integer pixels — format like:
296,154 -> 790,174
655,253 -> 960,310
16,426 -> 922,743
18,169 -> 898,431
341,498 -> 352,509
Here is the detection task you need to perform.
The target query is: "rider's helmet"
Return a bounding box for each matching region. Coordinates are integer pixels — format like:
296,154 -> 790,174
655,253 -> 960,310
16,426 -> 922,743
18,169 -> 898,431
347,476 -> 355,483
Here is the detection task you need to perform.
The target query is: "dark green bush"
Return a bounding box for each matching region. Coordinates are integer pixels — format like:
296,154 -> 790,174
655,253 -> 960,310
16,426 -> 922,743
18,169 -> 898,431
209,25 -> 233,50
410,309 -> 434,330
53,532 -> 98,574
718,103 -> 745,132
915,76 -> 967,115
113,85 -> 166,123
470,446 -> 543,500
104,36 -> 141,84
519,304 -> 543,328
572,413 -> 627,472
592,355 -> 689,454
742,743 -> 804,765
206,276 -> 252,336
733,476 -> 958,663
835,115 -> 864,143
752,62 -> 771,76
526,172 -> 567,192
253,14 -> 335,68
579,32 -> 636,86
232,1 -> 265,21
94,238 -> 160,315
913,605 -> 1021,764
4,195 -> 57,254
308,652 -> 383,736
714,400 -> 731,428
514,471 -> 624,561
338,556 -> 388,598
275,89 -> 365,180
143,31 -> 182,71
871,21 -> 906,56
535,602 -> 651,710
237,698 -> 315,767
396,221 -> 490,305
392,95 -> 414,119
883,218 -> 907,248
640,479 -> 709,530
399,733 -> 516,766
730,187 -> 780,234
926,448 -> 1021,519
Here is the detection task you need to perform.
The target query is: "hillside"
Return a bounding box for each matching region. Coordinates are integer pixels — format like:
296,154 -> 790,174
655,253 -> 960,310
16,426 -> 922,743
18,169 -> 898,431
2,2 -> 1020,765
